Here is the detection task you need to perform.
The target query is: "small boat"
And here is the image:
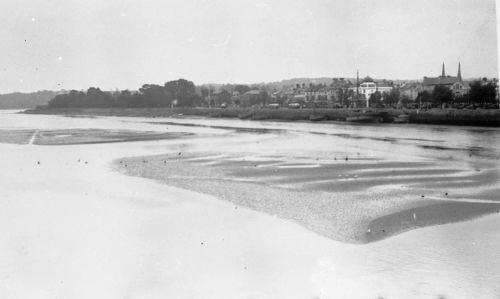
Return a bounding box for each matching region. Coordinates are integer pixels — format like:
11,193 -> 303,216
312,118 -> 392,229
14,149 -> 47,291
377,111 -> 394,123
346,111 -> 383,123
309,114 -> 326,121
238,111 -> 253,119
346,115 -> 382,123
393,114 -> 409,123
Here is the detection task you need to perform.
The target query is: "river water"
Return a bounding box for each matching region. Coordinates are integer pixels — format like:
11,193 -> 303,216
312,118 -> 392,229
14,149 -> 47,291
0,110 -> 499,298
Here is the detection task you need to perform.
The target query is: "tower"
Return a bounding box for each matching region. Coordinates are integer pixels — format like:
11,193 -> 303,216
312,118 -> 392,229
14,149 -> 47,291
441,62 -> 446,77
457,62 -> 462,81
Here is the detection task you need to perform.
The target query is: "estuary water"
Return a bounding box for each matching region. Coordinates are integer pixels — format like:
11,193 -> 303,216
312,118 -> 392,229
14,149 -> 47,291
0,110 -> 499,299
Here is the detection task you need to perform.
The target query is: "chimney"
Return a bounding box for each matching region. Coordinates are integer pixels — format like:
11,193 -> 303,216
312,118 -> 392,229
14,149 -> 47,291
441,62 -> 446,77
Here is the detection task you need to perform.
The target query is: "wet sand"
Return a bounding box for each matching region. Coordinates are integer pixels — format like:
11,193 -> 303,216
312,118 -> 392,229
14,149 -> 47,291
114,151 -> 500,243
4,112 -> 497,243
0,129 -> 37,144
0,128 -> 193,145
2,110 -> 500,298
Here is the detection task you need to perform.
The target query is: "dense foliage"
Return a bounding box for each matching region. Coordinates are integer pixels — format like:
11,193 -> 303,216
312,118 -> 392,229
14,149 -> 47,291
431,85 -> 454,105
468,80 -> 497,104
416,80 -> 498,107
47,77 -> 498,109
49,79 -> 202,108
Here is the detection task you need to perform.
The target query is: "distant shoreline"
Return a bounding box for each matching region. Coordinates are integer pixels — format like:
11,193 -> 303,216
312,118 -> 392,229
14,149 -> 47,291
24,107 -> 500,127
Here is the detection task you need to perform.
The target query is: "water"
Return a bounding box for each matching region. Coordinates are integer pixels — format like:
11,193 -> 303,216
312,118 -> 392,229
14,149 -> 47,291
0,110 -> 499,298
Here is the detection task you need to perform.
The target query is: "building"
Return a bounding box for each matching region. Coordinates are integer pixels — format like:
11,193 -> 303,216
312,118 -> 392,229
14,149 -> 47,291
399,82 -> 423,100
239,90 -> 262,107
422,63 -> 468,96
349,76 -> 393,107
450,81 -> 470,97
210,89 -> 232,107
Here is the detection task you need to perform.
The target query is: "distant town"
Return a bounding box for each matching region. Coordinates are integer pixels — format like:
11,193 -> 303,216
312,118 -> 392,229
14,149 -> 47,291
202,62 -> 498,110
37,62 -> 497,111
0,63 -> 495,112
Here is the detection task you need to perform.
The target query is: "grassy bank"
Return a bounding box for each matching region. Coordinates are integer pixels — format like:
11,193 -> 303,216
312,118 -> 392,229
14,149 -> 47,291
25,106 -> 500,126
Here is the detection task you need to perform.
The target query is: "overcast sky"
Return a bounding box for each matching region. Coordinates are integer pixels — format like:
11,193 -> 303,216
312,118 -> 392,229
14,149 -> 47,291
0,0 -> 497,93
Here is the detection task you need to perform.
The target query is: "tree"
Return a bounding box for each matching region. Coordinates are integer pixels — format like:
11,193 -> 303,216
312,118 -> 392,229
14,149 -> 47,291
431,85 -> 453,106
454,93 -> 470,105
259,90 -> 269,106
200,86 -> 209,101
116,90 -> 132,107
164,79 -> 197,107
416,90 -> 431,104
275,93 -> 287,106
85,87 -> 114,107
399,95 -> 413,106
382,89 -> 400,107
234,84 -> 251,95
139,84 -> 171,107
187,93 -> 203,107
336,88 -> 352,107
468,80 -> 497,105
368,91 -> 382,107
214,89 -> 232,106
48,93 -> 72,108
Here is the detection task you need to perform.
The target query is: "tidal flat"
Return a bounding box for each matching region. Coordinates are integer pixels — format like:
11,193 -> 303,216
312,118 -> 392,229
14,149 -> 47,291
114,123 -> 500,243
1,110 -> 499,298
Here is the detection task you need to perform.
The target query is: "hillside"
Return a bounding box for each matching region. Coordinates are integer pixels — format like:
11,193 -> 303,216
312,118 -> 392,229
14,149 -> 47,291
0,90 -> 66,109
273,77 -> 347,86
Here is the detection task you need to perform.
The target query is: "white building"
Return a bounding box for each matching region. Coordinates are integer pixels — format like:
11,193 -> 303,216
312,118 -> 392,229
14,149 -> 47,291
359,81 -> 378,99
350,77 -> 393,107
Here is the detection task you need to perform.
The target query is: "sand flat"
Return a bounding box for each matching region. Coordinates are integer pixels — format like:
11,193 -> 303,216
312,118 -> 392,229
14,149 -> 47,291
115,149 -> 500,243
1,111 -> 499,298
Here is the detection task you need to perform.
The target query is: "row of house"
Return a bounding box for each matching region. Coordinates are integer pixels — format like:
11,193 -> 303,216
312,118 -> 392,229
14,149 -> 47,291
275,75 -> 396,108
207,62 -> 480,108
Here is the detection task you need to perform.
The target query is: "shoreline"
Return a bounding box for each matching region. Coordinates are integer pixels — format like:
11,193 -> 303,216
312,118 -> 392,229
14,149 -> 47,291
24,106 -> 500,127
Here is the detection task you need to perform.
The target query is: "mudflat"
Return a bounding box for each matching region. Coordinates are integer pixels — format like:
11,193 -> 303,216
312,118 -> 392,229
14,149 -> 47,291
0,128 -> 192,145
1,111 -> 500,298
114,151 -> 500,243
110,116 -> 500,243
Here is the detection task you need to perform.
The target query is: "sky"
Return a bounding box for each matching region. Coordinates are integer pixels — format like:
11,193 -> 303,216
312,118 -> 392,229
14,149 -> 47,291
0,0 -> 498,93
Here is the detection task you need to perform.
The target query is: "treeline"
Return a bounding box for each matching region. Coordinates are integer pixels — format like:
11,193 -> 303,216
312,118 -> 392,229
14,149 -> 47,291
367,89 -> 403,108
47,77 -> 499,109
416,79 -> 498,107
49,79 -> 203,108
366,79 -> 499,109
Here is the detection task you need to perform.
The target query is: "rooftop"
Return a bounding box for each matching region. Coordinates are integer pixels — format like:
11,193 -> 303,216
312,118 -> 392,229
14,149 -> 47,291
423,76 -> 461,86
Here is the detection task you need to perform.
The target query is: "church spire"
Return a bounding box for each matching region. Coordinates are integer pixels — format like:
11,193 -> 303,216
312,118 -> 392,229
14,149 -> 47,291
457,62 -> 462,81
441,62 -> 446,77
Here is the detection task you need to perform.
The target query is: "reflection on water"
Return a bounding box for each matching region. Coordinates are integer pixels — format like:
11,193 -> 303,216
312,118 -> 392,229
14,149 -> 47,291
143,116 -> 500,160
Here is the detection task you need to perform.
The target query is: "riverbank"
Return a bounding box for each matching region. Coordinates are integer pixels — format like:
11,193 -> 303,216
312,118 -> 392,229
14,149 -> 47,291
25,106 -> 500,126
